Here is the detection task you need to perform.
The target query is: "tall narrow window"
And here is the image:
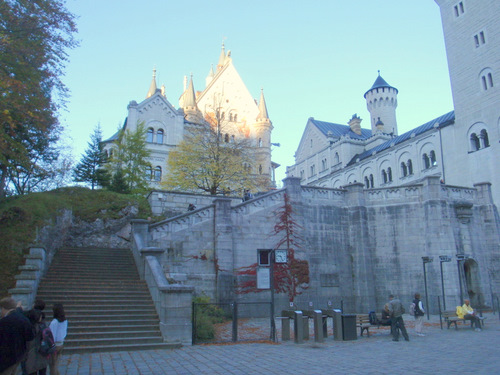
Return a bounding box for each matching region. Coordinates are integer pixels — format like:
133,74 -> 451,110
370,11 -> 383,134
334,153 -> 339,164
430,151 -> 437,166
369,174 -> 374,188
387,167 -> 392,182
401,162 -> 408,177
146,128 -> 154,143
156,129 -> 164,144
154,167 -> 162,181
482,76 -> 487,90
408,160 -> 413,175
382,170 -> 387,184
480,129 -> 490,148
488,73 -> 494,88
145,166 -> 152,181
364,176 -> 370,189
470,133 -> 480,151
258,138 -> 262,147
423,153 -> 430,169
225,134 -> 229,143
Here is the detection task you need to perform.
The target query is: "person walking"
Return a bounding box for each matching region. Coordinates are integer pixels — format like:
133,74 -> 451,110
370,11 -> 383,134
48,304 -> 68,375
0,297 -> 35,375
387,294 -> 409,342
413,293 -> 426,336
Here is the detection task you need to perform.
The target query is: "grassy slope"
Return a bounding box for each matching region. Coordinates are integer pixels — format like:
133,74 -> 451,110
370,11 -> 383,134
0,187 -> 152,297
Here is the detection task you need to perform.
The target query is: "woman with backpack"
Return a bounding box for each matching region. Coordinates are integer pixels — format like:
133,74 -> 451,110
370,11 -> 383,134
25,309 -> 48,375
413,292 -> 426,336
48,304 -> 67,375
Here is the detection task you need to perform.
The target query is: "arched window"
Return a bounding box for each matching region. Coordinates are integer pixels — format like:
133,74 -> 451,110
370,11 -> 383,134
234,114 -> 238,122
480,129 -> 490,148
225,134 -> 229,143
300,170 -> 304,180
156,129 -> 164,144
422,153 -> 430,169
229,113 -> 233,121
401,162 -> 408,177
259,165 -> 262,174
364,176 -> 370,188
387,167 -> 392,182
408,160 -> 413,175
334,152 -> 340,164
154,167 -> 161,181
145,166 -> 152,181
430,150 -> 437,166
488,73 -> 494,88
382,170 -> 387,184
146,128 -> 154,143
310,165 -> 315,176
258,138 -> 262,147
322,159 -> 327,171
369,174 -> 374,188
470,133 -> 480,151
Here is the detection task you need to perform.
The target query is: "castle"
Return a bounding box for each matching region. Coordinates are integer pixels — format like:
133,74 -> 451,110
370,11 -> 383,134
102,43 -> 278,192
287,0 -> 500,209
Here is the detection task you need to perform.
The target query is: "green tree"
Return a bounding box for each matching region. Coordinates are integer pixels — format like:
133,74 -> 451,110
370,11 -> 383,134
109,168 -> 130,194
163,113 -> 258,196
0,0 -> 78,198
107,122 -> 150,193
74,124 -> 110,189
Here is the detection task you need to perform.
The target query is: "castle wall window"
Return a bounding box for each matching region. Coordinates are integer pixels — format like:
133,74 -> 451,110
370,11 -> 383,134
334,152 -> 340,165
259,165 -> 262,174
157,129 -> 164,144
146,128 -> 154,143
258,249 -> 270,266
154,167 -> 162,181
225,133 -> 229,143
369,174 -> 374,188
470,133 -> 480,151
474,31 -> 486,48
408,160 -> 413,175
365,176 -> 370,188
422,153 -> 430,169
387,167 -> 392,182
310,165 -> 316,177
382,170 -> 387,184
321,159 -> 327,171
454,1 -> 465,17
480,129 -> 490,148
145,166 -> 152,180
401,162 -> 408,177
300,170 -> 304,180
430,150 -> 437,166
258,138 -> 262,147
480,69 -> 494,91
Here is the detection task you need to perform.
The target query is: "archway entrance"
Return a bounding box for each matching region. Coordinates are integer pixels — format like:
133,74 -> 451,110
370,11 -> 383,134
463,259 -> 483,307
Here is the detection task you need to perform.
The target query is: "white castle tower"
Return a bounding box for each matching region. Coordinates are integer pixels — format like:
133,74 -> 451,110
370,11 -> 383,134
364,72 -> 399,135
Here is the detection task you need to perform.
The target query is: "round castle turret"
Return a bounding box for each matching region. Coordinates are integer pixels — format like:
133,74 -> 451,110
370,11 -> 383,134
364,72 -> 398,135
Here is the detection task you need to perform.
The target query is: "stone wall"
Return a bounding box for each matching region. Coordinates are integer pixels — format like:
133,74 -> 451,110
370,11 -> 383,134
135,176 -> 500,315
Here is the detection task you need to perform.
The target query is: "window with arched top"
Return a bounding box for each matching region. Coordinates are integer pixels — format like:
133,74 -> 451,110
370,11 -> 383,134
408,160 -> 413,175
334,152 -> 339,165
470,133 -> 480,151
156,129 -> 164,144
387,167 -> 392,182
480,129 -> 490,148
401,162 -> 408,177
422,153 -> 430,169
369,174 -> 374,188
145,166 -> 152,181
229,113 -> 233,121
146,128 -> 154,143
225,134 -> 229,143
259,165 -> 262,174
258,138 -> 262,147
382,170 -> 387,184
154,167 -> 161,181
430,150 -> 437,166
364,176 -> 370,188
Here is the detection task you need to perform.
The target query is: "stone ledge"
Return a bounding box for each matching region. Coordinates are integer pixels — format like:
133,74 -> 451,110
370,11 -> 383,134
19,265 -> 40,271
15,274 -> 37,280
159,284 -> 194,293
8,287 -> 32,294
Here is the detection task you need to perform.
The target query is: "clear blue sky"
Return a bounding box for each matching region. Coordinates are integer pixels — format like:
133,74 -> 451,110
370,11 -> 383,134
61,0 -> 453,186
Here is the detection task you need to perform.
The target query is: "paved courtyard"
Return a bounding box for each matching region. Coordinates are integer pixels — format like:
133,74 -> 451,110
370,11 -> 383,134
59,313 -> 500,375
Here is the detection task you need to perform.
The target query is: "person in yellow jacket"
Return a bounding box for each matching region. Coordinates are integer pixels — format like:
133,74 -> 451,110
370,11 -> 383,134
456,299 -> 482,331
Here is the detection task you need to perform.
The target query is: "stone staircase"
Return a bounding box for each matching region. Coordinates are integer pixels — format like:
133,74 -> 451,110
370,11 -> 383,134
36,247 -> 180,354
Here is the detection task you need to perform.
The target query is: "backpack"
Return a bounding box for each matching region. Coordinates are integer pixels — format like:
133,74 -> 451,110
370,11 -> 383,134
409,302 -> 416,316
368,310 -> 378,325
38,323 -> 57,357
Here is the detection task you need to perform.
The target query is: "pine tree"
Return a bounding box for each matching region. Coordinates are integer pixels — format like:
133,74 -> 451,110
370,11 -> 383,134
73,124 -> 109,189
109,168 -> 130,194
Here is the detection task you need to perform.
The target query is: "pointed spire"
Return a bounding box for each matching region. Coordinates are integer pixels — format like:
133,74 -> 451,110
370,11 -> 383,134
217,41 -> 226,70
184,75 -> 197,108
206,64 -> 215,87
146,68 -> 157,98
257,88 -> 269,120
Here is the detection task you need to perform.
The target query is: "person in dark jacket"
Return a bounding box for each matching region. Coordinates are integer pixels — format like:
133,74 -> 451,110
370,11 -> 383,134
413,292 -> 426,336
0,297 -> 35,375
25,309 -> 48,375
387,294 -> 409,342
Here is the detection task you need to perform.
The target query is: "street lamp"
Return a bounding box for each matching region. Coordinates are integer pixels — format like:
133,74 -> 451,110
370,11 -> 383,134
422,256 -> 433,320
456,254 -> 470,305
439,255 -> 452,310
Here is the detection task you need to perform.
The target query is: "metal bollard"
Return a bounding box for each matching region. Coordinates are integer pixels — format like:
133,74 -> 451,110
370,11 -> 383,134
281,318 -> 291,341
294,311 -> 304,344
313,310 -> 324,343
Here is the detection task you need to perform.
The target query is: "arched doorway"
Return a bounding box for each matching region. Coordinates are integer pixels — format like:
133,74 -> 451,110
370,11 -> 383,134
463,259 -> 483,307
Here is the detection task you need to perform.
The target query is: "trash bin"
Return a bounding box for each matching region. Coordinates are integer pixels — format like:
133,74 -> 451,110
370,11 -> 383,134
341,314 -> 357,341
332,309 -> 343,341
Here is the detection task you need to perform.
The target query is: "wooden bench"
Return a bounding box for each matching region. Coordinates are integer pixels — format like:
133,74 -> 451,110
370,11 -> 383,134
356,313 -> 389,337
442,311 -> 486,330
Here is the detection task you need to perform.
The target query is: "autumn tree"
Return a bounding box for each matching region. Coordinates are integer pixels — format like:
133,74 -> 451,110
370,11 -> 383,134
107,122 -> 150,194
236,193 -> 310,302
73,124 -> 110,189
0,0 -> 78,198
162,112 -> 258,196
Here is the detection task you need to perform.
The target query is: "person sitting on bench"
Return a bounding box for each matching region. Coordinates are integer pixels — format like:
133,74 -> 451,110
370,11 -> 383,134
457,299 -> 482,331
379,304 -> 392,326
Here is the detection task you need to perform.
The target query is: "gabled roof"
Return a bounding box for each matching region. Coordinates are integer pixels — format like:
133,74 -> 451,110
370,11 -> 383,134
311,118 -> 372,140
346,110 -> 455,166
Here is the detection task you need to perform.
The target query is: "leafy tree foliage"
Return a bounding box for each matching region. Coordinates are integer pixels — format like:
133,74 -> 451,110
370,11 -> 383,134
107,122 -> 150,194
163,114 -> 258,196
236,193 -> 309,302
0,0 -> 78,198
74,124 -> 109,189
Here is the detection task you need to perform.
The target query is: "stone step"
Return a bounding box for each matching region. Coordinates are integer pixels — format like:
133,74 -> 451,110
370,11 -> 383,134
51,313 -> 159,321
67,319 -> 160,328
68,330 -> 162,340
69,324 -> 159,333
50,308 -> 157,316
65,335 -> 164,348
40,299 -> 153,306
63,342 -> 181,355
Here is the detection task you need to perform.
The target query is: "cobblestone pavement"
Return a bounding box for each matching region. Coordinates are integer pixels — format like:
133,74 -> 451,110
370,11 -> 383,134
59,313 -> 500,375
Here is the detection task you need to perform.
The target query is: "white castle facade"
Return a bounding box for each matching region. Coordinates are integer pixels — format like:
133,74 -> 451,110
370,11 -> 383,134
102,44 -> 277,191
287,0 -> 500,208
